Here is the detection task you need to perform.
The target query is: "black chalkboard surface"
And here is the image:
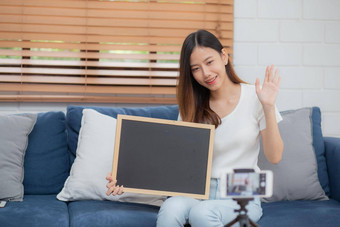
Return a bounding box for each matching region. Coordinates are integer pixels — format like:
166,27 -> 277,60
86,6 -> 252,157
112,114 -> 215,199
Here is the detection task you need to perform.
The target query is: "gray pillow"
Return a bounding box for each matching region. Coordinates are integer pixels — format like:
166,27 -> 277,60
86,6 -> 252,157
0,113 -> 37,201
258,108 -> 328,202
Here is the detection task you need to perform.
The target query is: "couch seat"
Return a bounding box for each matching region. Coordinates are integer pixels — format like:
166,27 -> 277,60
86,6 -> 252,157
0,195 -> 69,227
68,200 -> 159,227
259,199 -> 340,227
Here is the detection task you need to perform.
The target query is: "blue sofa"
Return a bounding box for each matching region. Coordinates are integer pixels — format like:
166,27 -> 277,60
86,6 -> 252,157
1,105 -> 340,227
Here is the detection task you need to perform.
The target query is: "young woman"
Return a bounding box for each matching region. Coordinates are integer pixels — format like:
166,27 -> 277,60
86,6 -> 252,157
106,29 -> 283,227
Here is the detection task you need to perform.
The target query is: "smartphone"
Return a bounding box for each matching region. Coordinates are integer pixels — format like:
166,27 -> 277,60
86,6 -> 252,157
220,170 -> 273,198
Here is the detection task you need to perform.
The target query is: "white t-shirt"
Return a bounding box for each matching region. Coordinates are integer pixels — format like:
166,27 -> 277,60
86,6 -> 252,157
211,83 -> 282,178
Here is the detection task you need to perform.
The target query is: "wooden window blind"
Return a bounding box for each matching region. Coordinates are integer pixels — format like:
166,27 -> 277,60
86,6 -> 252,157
0,0 -> 234,104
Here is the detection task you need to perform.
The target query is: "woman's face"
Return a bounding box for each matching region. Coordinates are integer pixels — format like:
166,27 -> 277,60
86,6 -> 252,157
189,46 -> 228,92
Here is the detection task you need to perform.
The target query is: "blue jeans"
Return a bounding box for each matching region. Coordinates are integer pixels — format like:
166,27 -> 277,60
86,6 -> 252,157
157,178 -> 262,227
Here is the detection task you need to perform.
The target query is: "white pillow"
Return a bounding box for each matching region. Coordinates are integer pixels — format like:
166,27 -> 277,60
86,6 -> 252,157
57,109 -> 166,206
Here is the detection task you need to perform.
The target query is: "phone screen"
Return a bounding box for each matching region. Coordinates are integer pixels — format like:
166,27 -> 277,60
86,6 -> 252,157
226,172 -> 267,197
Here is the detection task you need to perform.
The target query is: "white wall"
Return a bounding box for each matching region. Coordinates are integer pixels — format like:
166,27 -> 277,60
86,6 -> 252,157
233,0 -> 340,137
1,0 -> 339,137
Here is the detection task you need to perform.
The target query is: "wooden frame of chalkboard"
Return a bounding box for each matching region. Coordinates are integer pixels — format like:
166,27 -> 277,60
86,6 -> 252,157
111,114 -> 215,200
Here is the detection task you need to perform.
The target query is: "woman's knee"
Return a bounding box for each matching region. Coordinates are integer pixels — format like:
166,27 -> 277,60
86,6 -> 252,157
246,200 -> 263,222
157,196 -> 198,227
188,200 -> 242,227
159,196 -> 197,213
188,201 -> 225,227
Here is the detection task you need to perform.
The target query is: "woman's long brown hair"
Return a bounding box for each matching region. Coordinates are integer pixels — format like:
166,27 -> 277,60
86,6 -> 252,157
177,30 -> 245,128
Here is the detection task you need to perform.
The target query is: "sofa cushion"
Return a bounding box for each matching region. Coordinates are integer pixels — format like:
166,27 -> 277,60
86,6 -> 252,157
0,113 -> 37,201
259,199 -> 340,227
24,111 -> 69,195
58,109 -> 116,201
66,105 -> 179,163
324,137 -> 340,201
68,200 -> 159,227
58,109 -> 166,206
0,195 -> 69,227
311,107 -> 330,196
258,107 -> 328,202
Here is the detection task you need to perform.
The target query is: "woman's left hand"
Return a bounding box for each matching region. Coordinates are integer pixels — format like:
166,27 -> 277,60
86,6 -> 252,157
106,172 -> 124,196
255,64 -> 281,110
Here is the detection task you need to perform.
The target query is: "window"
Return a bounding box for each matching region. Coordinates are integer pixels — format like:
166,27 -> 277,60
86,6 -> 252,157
0,0 -> 233,104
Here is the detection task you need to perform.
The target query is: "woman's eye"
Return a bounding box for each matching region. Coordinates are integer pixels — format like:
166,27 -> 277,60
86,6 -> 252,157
207,60 -> 213,65
192,67 -> 199,72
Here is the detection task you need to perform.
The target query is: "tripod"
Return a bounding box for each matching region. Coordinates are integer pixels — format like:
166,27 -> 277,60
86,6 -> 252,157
224,198 -> 261,227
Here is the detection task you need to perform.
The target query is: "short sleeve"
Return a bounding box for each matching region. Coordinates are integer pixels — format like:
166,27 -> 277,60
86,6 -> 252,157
258,105 -> 282,131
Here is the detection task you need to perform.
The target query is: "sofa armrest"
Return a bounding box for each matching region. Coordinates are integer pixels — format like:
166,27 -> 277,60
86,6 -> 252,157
324,137 -> 340,202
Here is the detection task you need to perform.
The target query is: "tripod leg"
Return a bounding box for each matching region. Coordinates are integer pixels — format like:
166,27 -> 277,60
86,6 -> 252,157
225,214 -> 261,227
248,218 -> 261,227
224,216 -> 240,227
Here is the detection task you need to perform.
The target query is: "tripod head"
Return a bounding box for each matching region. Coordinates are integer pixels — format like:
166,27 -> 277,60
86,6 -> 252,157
233,198 -> 253,215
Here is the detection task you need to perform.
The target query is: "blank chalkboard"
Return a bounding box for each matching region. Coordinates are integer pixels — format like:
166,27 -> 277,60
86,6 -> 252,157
111,114 -> 215,199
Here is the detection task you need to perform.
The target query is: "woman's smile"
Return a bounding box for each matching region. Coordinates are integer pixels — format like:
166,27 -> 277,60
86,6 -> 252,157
206,75 -> 217,85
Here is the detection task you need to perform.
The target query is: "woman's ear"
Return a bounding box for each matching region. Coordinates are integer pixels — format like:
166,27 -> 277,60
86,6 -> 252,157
221,48 -> 228,65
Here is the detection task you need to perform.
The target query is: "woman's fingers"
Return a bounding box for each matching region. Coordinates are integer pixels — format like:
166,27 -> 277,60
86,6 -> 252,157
112,186 -> 120,196
106,179 -> 124,196
265,65 -> 275,82
265,66 -> 270,82
106,172 -> 112,181
269,65 -> 275,81
265,65 -> 280,83
118,186 -> 124,195
105,172 -> 124,196
255,78 -> 260,94
106,185 -> 118,196
277,75 -> 282,87
272,69 -> 278,83
106,179 -> 116,195
106,185 -> 115,196
106,180 -> 116,189
106,179 -> 117,187
112,185 -> 124,196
